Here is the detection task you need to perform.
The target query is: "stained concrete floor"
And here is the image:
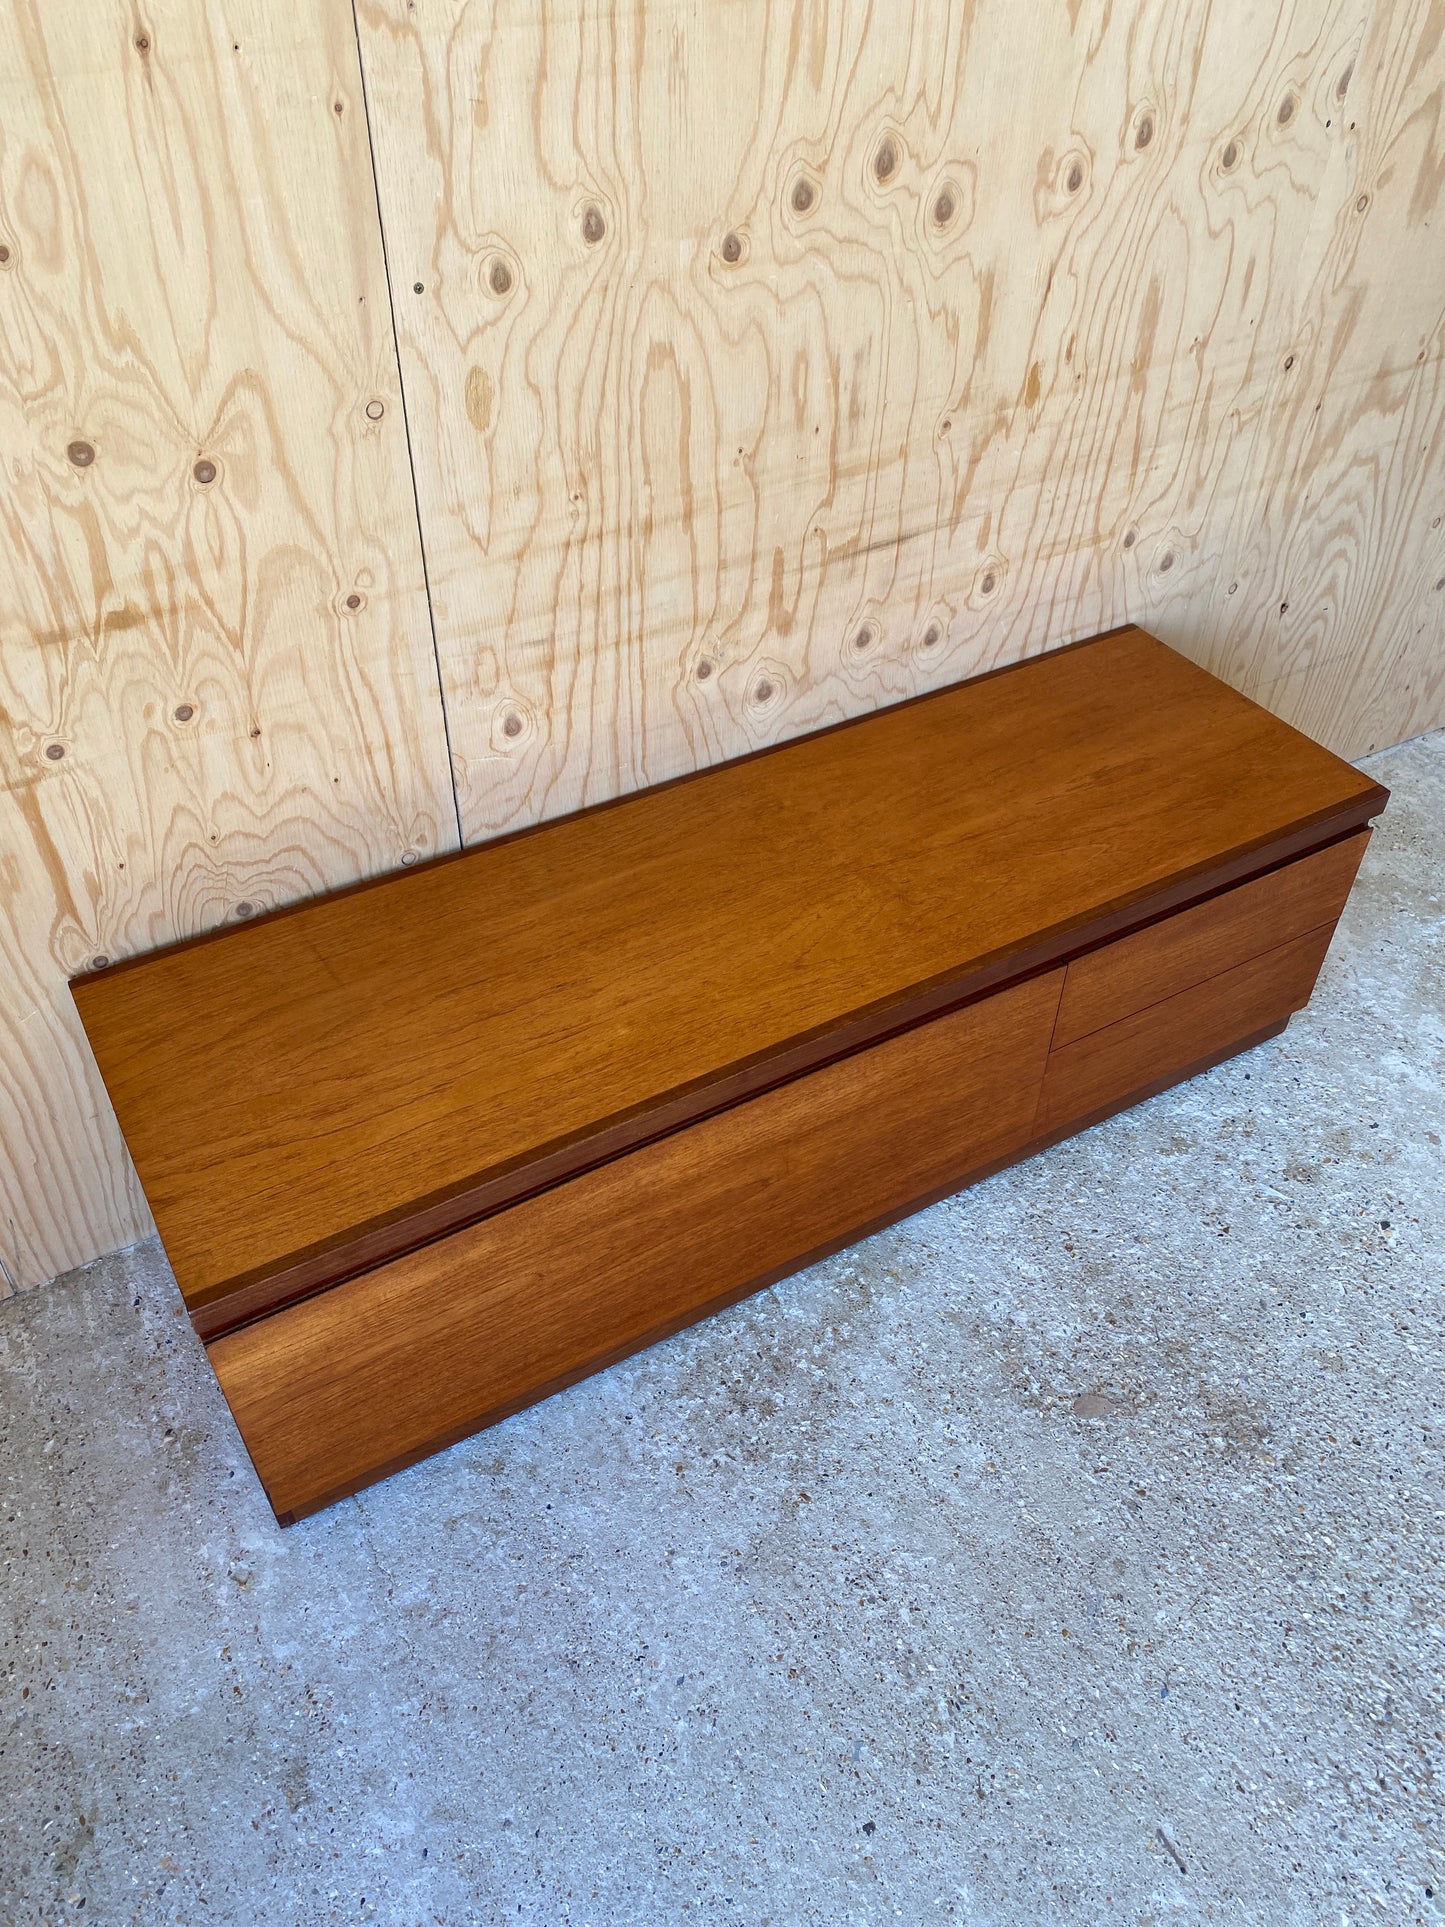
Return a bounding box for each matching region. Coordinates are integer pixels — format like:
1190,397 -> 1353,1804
3,732 -> 1443,1927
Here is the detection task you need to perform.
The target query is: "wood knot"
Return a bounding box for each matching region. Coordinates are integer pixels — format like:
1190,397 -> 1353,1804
1221,139 -> 1240,171
92,956 -> 110,970
582,204 -> 605,244
790,177 -> 816,215
67,440 -> 95,467
1133,111 -> 1154,150
1065,159 -> 1084,194
754,676 -> 776,703
721,231 -> 742,264
193,458 -> 217,484
0,244 -> 11,265
932,186 -> 957,226
174,703 -> 194,722
502,710 -> 523,738
344,593 -> 362,611
134,32 -> 150,51
921,622 -> 942,649
234,902 -> 255,918
1336,62 -> 1354,101
1277,91 -> 1298,126
45,742 -> 65,761
873,136 -> 897,183
980,570 -> 998,596
488,257 -> 514,296
695,658 -> 713,681
850,621 -> 878,655
1158,549 -> 1176,572
1122,527 -> 1138,549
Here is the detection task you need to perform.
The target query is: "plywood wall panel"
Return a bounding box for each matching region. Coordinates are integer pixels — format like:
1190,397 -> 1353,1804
0,1 -> 456,1290
0,790 -> 150,1292
354,0 -> 1422,845
1192,0 -> 1445,755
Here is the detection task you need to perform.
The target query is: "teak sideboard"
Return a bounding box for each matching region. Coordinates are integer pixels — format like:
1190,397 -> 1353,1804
72,628 -> 1388,1521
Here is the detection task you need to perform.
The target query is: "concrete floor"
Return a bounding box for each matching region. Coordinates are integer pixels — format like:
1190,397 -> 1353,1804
2,732 -> 1442,1927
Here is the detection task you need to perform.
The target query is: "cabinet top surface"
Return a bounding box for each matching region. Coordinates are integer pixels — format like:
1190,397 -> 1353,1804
73,627 -> 1385,1310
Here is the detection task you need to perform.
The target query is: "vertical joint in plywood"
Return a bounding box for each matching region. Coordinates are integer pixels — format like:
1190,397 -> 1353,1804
346,0 -> 464,851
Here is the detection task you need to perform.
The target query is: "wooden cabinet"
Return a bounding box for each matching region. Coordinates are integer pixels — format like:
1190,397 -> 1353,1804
71,628 -> 1387,1520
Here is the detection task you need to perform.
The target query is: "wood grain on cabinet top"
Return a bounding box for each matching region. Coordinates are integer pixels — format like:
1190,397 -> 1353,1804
72,627 -> 1387,1325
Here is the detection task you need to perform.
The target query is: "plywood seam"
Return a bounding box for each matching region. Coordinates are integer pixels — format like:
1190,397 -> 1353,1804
346,0 -> 464,852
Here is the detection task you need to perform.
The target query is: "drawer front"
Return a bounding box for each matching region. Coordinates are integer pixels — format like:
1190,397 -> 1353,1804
1038,923 -> 1336,1136
1051,832 -> 1368,1050
211,969 -> 1064,1521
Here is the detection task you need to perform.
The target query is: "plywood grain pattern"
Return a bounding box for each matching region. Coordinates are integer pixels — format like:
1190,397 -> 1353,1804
1194,0 -> 1445,755
0,2 -> 456,1289
354,0 -> 1399,841
0,792 -> 149,1292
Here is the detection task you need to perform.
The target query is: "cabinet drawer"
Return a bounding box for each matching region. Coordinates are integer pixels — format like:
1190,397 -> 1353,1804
211,969 -> 1064,1521
1051,832 -> 1368,1050
1038,923 -> 1336,1136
